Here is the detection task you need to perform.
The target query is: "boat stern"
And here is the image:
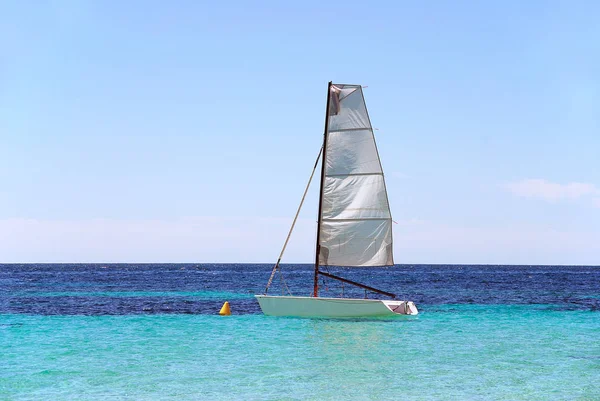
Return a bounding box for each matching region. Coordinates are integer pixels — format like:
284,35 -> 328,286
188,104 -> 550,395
382,300 -> 419,315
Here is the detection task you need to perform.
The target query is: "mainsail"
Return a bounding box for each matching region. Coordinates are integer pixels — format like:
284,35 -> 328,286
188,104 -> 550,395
318,84 -> 394,267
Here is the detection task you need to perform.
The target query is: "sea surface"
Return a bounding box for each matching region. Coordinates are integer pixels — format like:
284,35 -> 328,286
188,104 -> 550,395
1,263 -> 599,400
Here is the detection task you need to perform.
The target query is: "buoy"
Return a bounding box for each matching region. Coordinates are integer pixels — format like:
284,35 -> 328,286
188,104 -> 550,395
219,301 -> 231,316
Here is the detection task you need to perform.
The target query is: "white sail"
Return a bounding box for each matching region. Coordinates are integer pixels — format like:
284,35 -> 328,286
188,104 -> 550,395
318,84 -> 394,267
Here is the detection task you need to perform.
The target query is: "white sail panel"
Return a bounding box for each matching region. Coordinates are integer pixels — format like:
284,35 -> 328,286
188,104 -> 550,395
319,219 -> 393,266
322,175 -> 389,220
326,130 -> 382,175
328,85 -> 370,131
318,84 -> 394,267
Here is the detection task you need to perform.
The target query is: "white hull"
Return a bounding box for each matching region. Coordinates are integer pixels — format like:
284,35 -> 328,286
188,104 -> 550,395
255,295 -> 418,318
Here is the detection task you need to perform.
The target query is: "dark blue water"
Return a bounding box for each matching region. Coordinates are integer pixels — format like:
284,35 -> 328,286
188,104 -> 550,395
1,264 -> 599,315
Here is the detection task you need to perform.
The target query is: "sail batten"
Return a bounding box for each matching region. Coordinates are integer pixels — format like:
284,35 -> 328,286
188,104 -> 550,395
327,173 -> 383,178
323,218 -> 389,222
318,84 -> 394,267
328,128 -> 372,133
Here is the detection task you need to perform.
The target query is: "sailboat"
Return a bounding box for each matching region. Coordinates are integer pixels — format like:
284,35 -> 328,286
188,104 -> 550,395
255,82 -> 418,318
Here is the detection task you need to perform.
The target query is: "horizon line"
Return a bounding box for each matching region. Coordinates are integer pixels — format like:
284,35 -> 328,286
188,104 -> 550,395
1,262 -> 598,267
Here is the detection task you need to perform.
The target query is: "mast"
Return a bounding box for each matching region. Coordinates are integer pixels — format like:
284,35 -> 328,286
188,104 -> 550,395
313,81 -> 332,297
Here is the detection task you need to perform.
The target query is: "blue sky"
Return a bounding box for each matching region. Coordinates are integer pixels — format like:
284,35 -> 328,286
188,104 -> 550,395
1,1 -> 598,264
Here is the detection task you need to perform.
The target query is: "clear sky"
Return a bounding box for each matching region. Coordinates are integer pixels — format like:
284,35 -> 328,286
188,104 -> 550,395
1,1 -> 598,264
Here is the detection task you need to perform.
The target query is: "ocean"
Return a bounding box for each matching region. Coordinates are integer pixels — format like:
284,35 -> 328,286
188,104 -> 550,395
1,264 -> 599,400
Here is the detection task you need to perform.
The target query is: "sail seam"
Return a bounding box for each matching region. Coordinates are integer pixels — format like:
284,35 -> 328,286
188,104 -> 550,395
328,128 -> 372,133
322,218 -> 390,222
326,172 -> 383,178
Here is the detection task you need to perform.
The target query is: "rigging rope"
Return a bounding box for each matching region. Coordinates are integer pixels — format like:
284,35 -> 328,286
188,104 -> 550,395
264,146 -> 324,295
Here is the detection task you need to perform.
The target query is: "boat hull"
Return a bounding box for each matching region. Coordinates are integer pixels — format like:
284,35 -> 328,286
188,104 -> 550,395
255,295 -> 418,318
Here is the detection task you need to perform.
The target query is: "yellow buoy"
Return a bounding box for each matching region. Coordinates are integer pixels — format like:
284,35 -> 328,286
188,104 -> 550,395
219,301 -> 231,316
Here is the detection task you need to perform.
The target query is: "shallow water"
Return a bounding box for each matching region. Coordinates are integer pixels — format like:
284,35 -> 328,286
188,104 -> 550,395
1,264 -> 599,400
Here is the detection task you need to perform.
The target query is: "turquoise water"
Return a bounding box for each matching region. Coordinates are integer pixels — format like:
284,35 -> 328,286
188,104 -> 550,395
2,264 -> 599,399
3,305 -> 599,400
